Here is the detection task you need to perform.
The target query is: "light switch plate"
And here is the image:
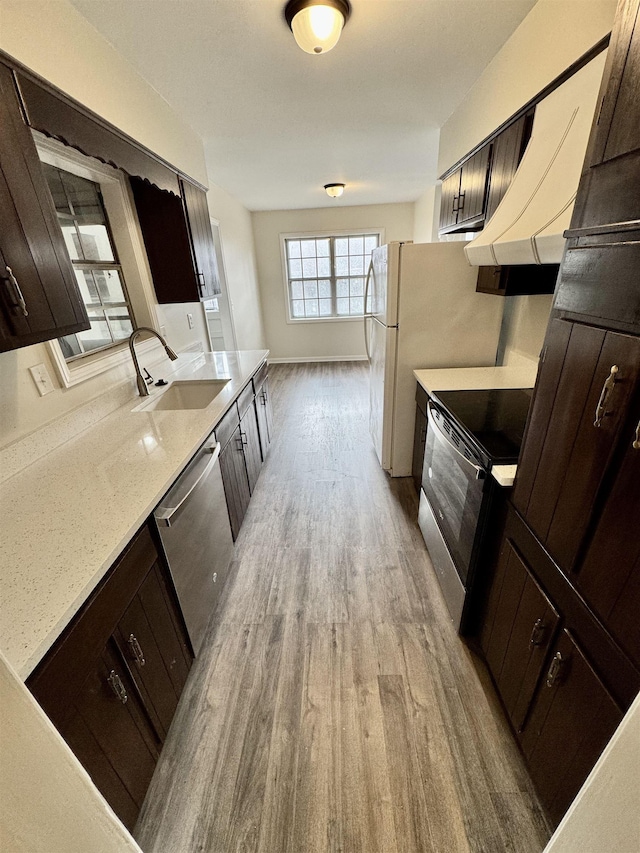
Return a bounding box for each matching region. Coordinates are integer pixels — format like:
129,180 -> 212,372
29,363 -> 55,396
187,312 -> 194,329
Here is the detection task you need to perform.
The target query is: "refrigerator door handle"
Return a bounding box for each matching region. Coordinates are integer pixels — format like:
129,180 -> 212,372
363,259 -> 374,363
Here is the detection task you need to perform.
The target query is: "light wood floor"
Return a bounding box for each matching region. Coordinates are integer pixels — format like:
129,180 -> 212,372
135,362 -> 551,853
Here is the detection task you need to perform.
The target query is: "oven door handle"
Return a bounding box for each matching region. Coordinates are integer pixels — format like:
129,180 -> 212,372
427,402 -> 486,480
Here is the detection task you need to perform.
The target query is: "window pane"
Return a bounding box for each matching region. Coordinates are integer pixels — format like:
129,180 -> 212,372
349,255 -> 364,275
41,164 -> 72,215
303,280 -> 318,299
288,240 -> 301,259
62,224 -> 82,261
336,256 -> 349,276
319,299 -> 332,316
350,296 -> 364,315
317,256 -> 331,277
350,277 -> 364,297
302,258 -> 317,278
335,238 -> 348,256
77,224 -> 115,262
365,235 -> 379,253
301,240 -> 316,258
316,239 -> 330,257
76,318 -> 113,353
94,269 -> 126,303
337,297 -> 350,315
292,299 -> 305,317
60,170 -> 103,221
349,236 -> 364,255
58,334 -> 82,359
291,281 -> 304,300
318,280 -> 331,298
289,258 -> 302,278
305,300 -> 319,316
105,308 -> 134,341
337,279 -> 349,297
74,269 -> 101,304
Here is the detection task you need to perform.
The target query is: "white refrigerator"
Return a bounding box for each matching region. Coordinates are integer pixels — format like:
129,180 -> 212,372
365,241 -> 504,476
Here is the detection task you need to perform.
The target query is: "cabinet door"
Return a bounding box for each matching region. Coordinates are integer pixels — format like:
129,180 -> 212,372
513,319 -> 640,574
575,419 -> 640,668
113,562 -> 191,739
130,176 -> 199,304
456,145 -> 491,227
439,171 -> 461,231
255,375 -> 274,460
521,630 -> 623,825
241,400 -> 262,494
180,179 -> 220,299
219,425 -> 251,540
60,640 -> 160,831
0,64 -> 89,351
482,539 -> 560,732
485,114 -> 529,222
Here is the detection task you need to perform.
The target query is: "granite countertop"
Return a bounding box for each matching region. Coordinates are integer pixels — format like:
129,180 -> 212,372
413,362 -> 539,488
0,349 -> 268,679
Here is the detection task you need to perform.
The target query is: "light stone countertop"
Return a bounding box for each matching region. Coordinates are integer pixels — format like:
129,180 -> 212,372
413,363 -> 539,489
0,349 -> 268,680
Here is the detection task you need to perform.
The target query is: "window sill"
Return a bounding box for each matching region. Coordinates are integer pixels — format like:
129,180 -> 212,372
285,315 -> 364,325
47,337 -> 161,388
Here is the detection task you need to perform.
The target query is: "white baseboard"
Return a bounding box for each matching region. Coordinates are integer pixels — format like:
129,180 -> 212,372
268,355 -> 368,364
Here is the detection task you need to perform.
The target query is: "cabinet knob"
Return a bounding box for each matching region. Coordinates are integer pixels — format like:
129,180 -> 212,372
594,365 -> 619,427
545,652 -> 564,688
127,634 -> 146,667
107,670 -> 128,704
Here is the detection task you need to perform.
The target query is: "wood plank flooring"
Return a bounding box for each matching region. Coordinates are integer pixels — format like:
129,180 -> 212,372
134,362 -> 551,853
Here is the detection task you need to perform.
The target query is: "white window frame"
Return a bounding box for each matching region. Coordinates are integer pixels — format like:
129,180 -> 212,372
35,134 -> 162,388
280,228 -> 384,324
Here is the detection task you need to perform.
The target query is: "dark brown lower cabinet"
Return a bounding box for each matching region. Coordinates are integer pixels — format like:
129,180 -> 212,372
219,424 -> 251,540
255,374 -> 274,460
241,400 -> 262,493
411,383 -> 428,493
521,630 -> 623,826
28,524 -> 193,830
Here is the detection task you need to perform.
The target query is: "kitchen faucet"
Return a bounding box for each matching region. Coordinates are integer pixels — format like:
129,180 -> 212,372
128,327 -> 179,396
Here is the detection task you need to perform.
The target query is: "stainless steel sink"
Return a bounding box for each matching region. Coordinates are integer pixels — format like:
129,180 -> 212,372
133,379 -> 230,411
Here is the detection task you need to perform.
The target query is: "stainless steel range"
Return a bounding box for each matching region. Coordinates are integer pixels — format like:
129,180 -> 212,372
418,387 -> 532,632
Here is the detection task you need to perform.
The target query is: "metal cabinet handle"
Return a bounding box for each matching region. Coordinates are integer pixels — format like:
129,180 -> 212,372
546,652 -> 564,688
197,272 -> 205,296
260,389 -> 268,405
594,365 -> 619,427
3,266 -> 29,316
108,670 -> 128,704
127,634 -> 146,667
529,618 -> 546,648
235,436 -> 244,452
240,431 -> 248,446
633,420 -> 640,450
457,190 -> 466,215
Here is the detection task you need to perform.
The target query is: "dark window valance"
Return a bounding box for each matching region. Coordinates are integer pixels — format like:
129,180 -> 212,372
13,69 -> 181,195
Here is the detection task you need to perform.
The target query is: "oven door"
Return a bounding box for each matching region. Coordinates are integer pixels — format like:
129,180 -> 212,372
421,401 -> 489,585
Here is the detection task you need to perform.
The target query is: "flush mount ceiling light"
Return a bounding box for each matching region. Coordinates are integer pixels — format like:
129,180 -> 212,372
285,0 -> 351,55
324,183 -> 345,198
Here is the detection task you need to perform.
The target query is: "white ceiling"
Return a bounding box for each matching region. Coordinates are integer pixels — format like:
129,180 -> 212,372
70,0 -> 537,211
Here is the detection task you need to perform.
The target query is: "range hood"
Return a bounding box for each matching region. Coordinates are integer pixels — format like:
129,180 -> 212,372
465,51 -> 607,267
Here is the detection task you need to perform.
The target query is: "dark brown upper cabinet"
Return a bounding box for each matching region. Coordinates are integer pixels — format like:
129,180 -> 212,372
180,179 -> 221,300
484,113 -> 532,221
131,176 -> 220,304
439,144 -> 491,234
0,63 -> 89,352
476,263 -> 559,296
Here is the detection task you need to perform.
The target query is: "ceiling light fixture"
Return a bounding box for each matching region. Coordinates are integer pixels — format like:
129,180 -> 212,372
324,183 -> 345,198
285,0 -> 351,55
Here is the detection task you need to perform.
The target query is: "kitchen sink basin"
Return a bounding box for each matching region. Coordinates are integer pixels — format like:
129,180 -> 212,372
133,379 -> 230,411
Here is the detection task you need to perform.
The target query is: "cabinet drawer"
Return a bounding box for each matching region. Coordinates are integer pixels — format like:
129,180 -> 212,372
252,360 -> 268,394
215,402 -> 240,449
237,380 -> 255,419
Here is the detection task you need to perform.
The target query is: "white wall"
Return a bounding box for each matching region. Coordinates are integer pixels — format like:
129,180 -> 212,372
252,203 -> 414,361
413,185 -> 440,244
206,182 -> 266,351
0,651 -> 142,853
0,0 -> 211,448
438,0 -> 618,175
543,694 -> 640,853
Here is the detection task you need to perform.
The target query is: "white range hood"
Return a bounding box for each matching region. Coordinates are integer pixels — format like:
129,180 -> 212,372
465,51 -> 607,267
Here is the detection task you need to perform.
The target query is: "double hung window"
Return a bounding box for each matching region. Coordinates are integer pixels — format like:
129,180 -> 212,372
283,231 -> 381,320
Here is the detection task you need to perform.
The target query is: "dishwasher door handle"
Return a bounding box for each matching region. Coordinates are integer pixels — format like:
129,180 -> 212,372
155,442 -> 221,526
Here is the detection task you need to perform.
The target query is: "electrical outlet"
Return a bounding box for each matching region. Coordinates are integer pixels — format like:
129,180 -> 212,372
29,363 -> 55,396
187,312 -> 194,330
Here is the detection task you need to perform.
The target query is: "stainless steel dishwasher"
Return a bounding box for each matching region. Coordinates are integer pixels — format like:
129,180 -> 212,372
153,437 -> 234,655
